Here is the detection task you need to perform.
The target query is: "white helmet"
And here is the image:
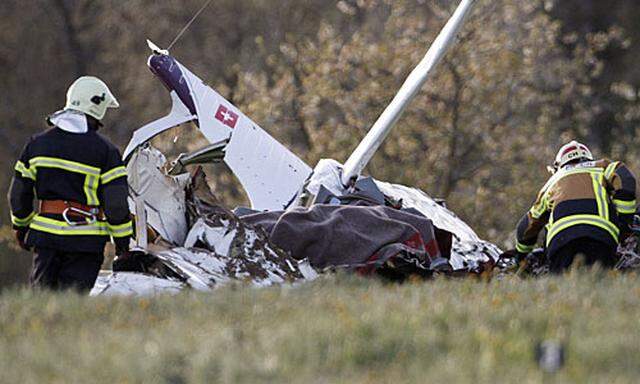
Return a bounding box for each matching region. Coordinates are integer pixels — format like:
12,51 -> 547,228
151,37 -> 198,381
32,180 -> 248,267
64,76 -> 119,120
554,140 -> 593,169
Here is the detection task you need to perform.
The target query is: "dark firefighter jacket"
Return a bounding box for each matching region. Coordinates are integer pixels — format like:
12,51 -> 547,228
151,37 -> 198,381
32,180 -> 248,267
516,159 -> 637,256
8,121 -> 132,253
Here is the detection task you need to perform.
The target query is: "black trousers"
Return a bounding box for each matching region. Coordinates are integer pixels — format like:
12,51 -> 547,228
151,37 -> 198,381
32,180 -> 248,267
30,248 -> 104,292
547,237 -> 617,273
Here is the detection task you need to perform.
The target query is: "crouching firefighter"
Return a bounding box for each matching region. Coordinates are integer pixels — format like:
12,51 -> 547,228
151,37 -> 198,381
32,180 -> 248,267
513,140 -> 637,272
7,76 -> 133,291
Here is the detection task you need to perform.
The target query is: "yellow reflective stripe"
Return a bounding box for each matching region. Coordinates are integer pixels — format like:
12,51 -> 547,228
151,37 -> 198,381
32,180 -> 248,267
529,195 -> 548,219
546,214 -> 619,246
29,157 -> 100,176
604,161 -> 619,180
529,197 -> 546,219
14,161 -> 35,180
613,199 -> 637,214
591,173 -> 609,220
108,221 -> 133,238
29,157 -> 100,206
84,174 -> 100,206
101,166 -> 127,184
30,215 -> 108,236
599,174 -> 609,220
516,241 -> 534,253
11,211 -> 36,227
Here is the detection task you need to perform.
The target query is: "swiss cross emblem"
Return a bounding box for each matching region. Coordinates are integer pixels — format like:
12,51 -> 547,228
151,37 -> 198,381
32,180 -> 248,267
214,104 -> 239,128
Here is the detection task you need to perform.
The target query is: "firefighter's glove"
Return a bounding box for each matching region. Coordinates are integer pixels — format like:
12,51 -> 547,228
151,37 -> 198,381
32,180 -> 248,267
112,250 -> 140,272
114,237 -> 130,257
14,228 -> 30,251
502,249 -> 527,264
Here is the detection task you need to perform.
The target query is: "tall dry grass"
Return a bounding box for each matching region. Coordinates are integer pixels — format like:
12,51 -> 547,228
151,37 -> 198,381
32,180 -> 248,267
1,271 -> 639,383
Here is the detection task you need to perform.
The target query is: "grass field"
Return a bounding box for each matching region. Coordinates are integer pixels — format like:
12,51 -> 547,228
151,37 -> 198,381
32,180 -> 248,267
1,271 -> 639,383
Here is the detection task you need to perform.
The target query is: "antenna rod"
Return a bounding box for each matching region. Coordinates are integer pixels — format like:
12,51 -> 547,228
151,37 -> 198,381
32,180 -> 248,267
340,0 -> 477,186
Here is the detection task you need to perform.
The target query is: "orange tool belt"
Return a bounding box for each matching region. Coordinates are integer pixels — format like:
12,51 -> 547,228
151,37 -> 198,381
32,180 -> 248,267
39,200 -> 105,221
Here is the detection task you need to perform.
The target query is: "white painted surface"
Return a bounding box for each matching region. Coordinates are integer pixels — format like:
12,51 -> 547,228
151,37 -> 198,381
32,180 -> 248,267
90,272 -> 185,296
123,91 -> 195,159
124,56 -> 311,210
224,122 -> 312,210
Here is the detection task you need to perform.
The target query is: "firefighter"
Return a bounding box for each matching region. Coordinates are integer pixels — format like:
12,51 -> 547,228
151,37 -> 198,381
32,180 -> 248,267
8,76 -> 132,291
513,140 -> 637,272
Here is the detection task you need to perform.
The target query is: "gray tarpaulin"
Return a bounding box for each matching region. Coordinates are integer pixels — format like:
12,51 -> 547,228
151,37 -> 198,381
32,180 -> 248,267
242,204 -> 441,270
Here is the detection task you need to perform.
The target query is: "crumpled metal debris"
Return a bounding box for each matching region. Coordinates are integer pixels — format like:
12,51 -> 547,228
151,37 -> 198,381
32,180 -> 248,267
615,237 -> 640,270
92,146 -> 312,295
92,146 -> 504,295
92,272 -> 186,296
127,144 -> 190,245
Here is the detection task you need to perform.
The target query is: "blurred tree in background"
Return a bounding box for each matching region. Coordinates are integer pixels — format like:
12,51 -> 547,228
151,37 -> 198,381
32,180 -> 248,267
1,0 -> 639,285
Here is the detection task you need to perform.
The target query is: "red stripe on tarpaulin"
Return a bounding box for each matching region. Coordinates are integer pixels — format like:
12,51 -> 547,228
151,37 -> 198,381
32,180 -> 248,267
424,239 -> 441,259
403,232 -> 426,250
356,252 -> 380,276
355,232 -> 431,276
404,232 -> 441,260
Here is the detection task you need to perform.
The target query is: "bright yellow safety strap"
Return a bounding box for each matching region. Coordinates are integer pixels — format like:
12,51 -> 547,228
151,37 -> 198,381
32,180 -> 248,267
28,157 -> 101,206
529,195 -> 548,219
29,215 -> 132,238
14,161 -> 36,180
604,161 -> 619,181
107,221 -> 133,238
101,166 -> 127,184
30,215 -> 109,236
602,162 -> 636,214
613,198 -> 637,214
591,172 -> 609,220
101,166 -> 131,237
546,214 -> 619,246
11,211 -> 36,227
516,240 -> 535,254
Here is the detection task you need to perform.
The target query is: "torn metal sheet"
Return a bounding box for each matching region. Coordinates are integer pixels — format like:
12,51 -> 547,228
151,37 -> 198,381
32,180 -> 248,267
127,145 -> 191,245
123,91 -> 195,159
95,148 -> 312,295
90,272 -> 186,296
163,210 -> 307,289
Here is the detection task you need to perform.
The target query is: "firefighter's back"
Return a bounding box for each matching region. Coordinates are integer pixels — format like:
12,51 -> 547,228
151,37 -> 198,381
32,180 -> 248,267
543,159 -> 620,255
26,127 -> 116,207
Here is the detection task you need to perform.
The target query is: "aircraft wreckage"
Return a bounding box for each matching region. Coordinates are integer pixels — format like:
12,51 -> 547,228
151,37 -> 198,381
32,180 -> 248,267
91,0 -> 640,295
